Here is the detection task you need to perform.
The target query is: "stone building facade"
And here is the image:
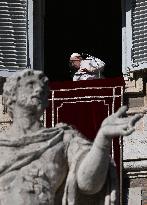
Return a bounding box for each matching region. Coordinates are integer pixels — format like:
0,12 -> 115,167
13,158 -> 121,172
123,72 -> 147,204
122,0 -> 147,204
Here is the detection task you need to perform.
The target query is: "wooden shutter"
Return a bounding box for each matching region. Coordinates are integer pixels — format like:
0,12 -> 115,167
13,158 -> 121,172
0,0 -> 27,70
132,0 -> 147,64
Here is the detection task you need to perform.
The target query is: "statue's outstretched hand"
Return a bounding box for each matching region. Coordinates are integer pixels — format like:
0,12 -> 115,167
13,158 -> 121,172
100,106 -> 143,137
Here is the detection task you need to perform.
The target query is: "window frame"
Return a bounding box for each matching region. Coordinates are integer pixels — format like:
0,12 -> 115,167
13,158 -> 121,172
122,0 -> 147,76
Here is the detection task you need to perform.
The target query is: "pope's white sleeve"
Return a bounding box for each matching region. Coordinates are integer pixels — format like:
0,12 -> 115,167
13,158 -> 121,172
91,58 -> 105,68
89,57 -> 105,72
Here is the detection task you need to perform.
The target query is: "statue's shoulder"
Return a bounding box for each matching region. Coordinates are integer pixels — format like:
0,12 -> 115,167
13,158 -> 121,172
55,122 -> 74,131
54,122 -> 83,140
54,123 -> 92,155
55,122 -> 91,143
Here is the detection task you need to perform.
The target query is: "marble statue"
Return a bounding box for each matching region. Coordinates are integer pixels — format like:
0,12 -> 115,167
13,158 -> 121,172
0,69 -> 143,205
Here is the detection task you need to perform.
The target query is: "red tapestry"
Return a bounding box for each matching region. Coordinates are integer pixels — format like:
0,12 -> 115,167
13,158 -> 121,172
46,77 -> 125,178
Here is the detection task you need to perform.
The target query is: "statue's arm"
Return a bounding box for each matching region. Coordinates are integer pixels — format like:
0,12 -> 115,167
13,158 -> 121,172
77,129 -> 111,194
77,106 -> 143,195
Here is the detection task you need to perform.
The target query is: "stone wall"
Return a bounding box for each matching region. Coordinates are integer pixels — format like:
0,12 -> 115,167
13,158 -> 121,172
123,70 -> 147,204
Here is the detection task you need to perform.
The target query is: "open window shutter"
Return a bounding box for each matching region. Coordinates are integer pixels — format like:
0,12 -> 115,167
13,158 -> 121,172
132,0 -> 147,64
0,0 -> 27,71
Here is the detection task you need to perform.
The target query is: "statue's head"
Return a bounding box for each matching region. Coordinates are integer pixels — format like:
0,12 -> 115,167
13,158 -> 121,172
3,69 -> 49,119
